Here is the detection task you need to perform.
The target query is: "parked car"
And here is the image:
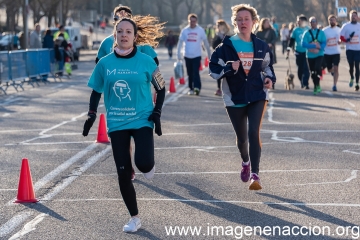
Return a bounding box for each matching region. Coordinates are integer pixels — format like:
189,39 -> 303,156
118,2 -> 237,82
41,26 -> 82,60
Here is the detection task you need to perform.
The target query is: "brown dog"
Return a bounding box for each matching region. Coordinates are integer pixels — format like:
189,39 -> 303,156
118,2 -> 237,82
284,70 -> 295,90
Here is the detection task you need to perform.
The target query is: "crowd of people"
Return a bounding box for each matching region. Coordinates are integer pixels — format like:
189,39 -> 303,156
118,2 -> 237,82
79,3 -> 359,234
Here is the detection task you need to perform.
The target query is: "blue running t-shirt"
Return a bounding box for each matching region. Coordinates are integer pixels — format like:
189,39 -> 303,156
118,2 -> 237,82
88,51 -> 157,133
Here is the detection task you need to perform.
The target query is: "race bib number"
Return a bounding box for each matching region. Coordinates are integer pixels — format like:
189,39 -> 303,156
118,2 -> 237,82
238,52 -> 254,75
327,37 -> 337,47
152,68 -> 165,91
350,35 -> 359,44
187,33 -> 198,42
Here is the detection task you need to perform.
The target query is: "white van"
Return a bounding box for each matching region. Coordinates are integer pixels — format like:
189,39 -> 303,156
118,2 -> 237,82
41,26 -> 82,60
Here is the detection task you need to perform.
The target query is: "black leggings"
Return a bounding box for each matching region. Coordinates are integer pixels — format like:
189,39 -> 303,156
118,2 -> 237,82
307,56 -> 323,88
346,50 -> 360,83
109,127 -> 154,217
226,100 -> 267,174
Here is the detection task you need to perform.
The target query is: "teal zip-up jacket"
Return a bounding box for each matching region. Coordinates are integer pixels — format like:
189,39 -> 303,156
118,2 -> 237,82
301,28 -> 327,58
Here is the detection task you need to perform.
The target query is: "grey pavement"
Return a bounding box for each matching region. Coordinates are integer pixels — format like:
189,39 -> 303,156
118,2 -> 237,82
0,44 -> 359,240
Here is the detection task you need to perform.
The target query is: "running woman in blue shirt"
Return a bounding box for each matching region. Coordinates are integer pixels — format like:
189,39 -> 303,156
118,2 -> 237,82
83,17 -> 165,233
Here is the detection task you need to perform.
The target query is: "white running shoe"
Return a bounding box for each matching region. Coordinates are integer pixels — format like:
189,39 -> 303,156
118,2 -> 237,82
142,165 -> 155,180
123,217 -> 141,233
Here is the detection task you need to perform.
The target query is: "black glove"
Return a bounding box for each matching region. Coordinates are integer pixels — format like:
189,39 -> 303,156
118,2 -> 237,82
148,109 -> 162,136
82,112 -> 97,137
350,31 -> 355,38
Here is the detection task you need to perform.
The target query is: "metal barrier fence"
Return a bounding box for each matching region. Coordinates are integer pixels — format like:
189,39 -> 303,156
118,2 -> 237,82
0,49 -> 64,95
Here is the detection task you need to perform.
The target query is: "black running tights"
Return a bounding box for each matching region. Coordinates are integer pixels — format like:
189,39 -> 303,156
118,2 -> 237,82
109,127 -> 154,216
226,100 -> 267,174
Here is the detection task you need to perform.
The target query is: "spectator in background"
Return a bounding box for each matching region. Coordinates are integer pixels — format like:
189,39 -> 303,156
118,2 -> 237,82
29,23 -> 41,49
212,19 -> 231,96
19,32 -> 26,49
288,22 -> 295,39
164,30 -> 177,60
42,29 -> 54,49
177,13 -> 212,96
256,18 -> 277,63
13,34 -> 19,50
53,25 -> 69,41
272,17 -> 279,38
280,23 -> 290,54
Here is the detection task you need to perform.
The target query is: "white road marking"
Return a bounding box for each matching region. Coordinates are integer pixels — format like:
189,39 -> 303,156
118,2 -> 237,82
324,91 -> 333,96
40,146 -> 111,201
49,198 -> 360,207
8,213 -> 48,240
343,149 -> 360,155
51,84 -> 63,89
81,169 -> 351,177
286,170 -> 358,186
2,113 -> 10,117
174,122 -> 340,127
344,100 -> 355,108
7,143 -> 97,206
5,141 -> 95,146
0,129 -> 44,133
345,108 -> 357,116
35,149 -> 84,152
267,92 -> 283,124
0,189 -> 17,191
0,212 -> 33,238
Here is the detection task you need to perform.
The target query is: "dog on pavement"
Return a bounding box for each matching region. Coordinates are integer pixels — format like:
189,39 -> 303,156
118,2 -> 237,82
284,70 -> 295,90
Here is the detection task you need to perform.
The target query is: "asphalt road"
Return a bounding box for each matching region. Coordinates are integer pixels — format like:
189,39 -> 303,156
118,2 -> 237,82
0,45 -> 359,240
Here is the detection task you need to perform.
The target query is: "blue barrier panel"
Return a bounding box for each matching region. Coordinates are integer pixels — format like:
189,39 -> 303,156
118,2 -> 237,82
26,50 -> 40,77
9,50 -> 27,80
0,51 -> 10,84
38,49 -> 51,75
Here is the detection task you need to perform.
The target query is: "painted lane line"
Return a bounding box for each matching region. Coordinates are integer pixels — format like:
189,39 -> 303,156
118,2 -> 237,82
0,212 -> 33,238
2,113 -> 10,117
0,129 -> 45,133
285,170 -> 358,186
49,198 -> 360,207
2,146 -> 110,238
174,122 -> 340,127
324,91 -> 333,96
343,149 -> 360,155
345,108 -> 357,116
5,141 -> 95,146
344,100 -> 355,108
8,213 -> 48,240
81,169 -> 352,177
6,143 -> 97,206
267,92 -> 283,124
40,146 -> 111,201
0,189 -> 17,191
35,149 -> 84,152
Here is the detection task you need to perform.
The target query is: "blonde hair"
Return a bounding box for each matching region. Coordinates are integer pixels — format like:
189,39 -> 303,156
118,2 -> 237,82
113,16 -> 165,48
231,4 -> 259,32
216,19 -> 231,34
258,18 -> 273,32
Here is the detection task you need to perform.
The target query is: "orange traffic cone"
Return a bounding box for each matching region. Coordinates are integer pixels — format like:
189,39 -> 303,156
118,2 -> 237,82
168,76 -> 176,93
179,77 -> 185,85
204,57 -> 209,67
153,92 -> 157,103
96,113 -> 110,143
14,158 -> 38,203
199,63 -> 203,71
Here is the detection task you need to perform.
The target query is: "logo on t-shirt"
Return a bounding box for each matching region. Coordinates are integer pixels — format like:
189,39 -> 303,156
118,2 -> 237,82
113,80 -> 131,101
350,35 -> 359,44
187,32 -> 198,42
238,52 -> 254,75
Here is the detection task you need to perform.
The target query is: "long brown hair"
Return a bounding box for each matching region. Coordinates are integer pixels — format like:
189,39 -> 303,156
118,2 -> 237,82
113,16 -> 165,48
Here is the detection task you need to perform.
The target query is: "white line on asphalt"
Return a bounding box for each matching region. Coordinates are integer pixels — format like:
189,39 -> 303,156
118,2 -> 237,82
173,122 -> 340,126
267,92 -> 283,124
345,108 -> 358,116
81,169 -> 351,177
51,84 -> 63,89
324,91 -> 333,96
0,129 -> 45,133
35,149 -> 84,152
8,213 -> 48,240
40,146 -> 111,201
285,170 -> 358,186
6,143 -> 97,206
343,149 -> 360,155
0,212 -> 33,238
5,141 -> 95,146
49,198 -> 360,207
2,113 -> 10,117
0,189 -> 17,191
344,100 -> 355,107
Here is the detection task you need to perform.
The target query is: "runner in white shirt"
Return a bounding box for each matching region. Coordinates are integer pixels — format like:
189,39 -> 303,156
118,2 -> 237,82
177,13 -> 212,95
340,10 -> 360,91
323,15 -> 341,91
